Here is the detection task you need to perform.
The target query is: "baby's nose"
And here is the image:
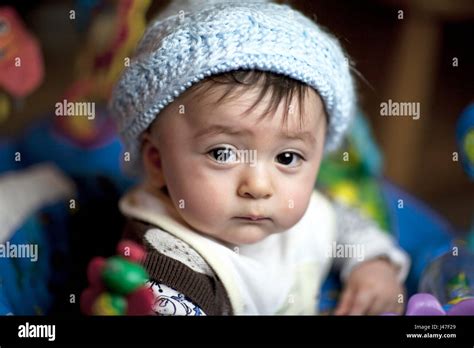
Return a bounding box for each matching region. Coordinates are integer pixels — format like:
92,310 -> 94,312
237,167 -> 273,199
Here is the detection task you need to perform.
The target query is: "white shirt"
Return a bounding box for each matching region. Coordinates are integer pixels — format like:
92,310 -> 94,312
120,186 -> 410,315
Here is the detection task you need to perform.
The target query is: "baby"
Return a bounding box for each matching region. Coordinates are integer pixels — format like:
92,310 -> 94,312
110,0 -> 409,315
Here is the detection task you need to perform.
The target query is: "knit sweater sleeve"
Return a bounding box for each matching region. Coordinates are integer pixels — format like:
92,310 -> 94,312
148,280 -> 206,316
332,201 -> 411,283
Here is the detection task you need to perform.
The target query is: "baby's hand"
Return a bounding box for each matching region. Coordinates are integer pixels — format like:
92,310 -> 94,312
334,258 -> 405,315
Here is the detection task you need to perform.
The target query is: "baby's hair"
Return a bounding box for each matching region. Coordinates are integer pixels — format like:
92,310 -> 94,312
144,69 -> 328,146
184,69 -> 326,129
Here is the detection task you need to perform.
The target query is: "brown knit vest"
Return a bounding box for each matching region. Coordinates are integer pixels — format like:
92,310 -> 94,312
123,219 -> 233,315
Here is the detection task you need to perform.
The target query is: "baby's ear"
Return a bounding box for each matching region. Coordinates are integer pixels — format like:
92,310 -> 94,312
141,133 -> 166,189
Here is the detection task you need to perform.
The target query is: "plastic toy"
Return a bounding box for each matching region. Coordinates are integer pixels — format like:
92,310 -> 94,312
404,293 -> 474,315
317,112 -> 390,231
80,239 -> 154,315
56,0 -> 150,150
75,0 -> 102,32
456,103 -> 474,180
382,250 -> 474,316
455,103 -> 474,252
16,0 -> 147,191
18,108 -> 135,192
417,245 -> 474,312
0,7 -> 44,123
388,104 -> 474,316
66,0 -> 151,103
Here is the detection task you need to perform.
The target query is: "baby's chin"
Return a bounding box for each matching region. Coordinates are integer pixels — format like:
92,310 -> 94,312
199,223 -> 282,246
176,211 -> 293,245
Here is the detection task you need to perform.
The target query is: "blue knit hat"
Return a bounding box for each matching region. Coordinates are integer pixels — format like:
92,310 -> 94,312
109,0 -> 356,174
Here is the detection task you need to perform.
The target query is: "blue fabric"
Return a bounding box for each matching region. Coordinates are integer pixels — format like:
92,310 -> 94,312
0,294 -> 12,315
0,216 -> 53,315
0,140 -> 21,173
382,181 -> 454,296
18,120 -> 134,192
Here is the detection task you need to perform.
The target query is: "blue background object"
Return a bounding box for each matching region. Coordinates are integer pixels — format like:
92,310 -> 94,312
0,139 -> 22,173
382,181 -> 454,296
18,118 -> 134,192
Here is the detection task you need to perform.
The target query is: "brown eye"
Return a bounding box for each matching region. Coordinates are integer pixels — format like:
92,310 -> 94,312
208,146 -> 237,164
276,152 -> 303,167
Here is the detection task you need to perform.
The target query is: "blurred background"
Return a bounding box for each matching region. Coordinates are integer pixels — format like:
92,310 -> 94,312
0,0 -> 473,317
0,0 -> 473,231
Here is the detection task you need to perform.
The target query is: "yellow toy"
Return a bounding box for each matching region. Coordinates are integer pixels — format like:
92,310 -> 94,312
60,0 -> 151,143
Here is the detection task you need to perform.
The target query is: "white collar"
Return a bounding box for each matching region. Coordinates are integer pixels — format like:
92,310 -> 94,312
120,186 -> 334,314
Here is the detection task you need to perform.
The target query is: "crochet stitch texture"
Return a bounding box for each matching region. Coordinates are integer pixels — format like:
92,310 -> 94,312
109,0 -> 356,174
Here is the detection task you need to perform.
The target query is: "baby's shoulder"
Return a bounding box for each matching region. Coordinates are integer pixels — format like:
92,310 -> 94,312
143,226 -> 214,276
123,218 -> 213,275
135,223 -> 232,315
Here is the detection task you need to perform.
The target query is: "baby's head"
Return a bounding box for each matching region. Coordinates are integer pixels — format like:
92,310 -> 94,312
110,0 -> 355,245
141,70 -> 326,244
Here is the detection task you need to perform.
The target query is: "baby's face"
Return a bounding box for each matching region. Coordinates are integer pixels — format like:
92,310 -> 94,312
144,84 -> 326,245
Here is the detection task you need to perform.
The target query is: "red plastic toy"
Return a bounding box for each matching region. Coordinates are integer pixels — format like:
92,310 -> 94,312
80,239 -> 154,315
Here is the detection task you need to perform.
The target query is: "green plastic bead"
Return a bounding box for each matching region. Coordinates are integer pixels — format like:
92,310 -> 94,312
102,256 -> 148,295
92,293 -> 127,315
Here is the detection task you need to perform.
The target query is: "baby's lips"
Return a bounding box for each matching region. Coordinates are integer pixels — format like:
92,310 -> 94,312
242,215 -> 268,221
235,212 -> 272,220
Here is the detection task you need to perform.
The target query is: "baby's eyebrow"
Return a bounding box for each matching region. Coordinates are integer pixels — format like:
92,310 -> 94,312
193,124 -> 317,145
193,125 -> 251,139
283,131 -> 317,145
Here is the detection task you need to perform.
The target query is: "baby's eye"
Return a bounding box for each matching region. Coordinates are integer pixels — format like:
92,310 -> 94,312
275,151 -> 304,167
208,146 -> 237,164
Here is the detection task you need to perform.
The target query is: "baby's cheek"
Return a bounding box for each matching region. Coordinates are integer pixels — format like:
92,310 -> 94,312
277,186 -> 312,229
189,185 -> 225,219
173,174 -> 229,230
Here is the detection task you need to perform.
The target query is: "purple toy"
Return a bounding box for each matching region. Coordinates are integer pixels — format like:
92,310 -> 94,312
406,293 -> 474,316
